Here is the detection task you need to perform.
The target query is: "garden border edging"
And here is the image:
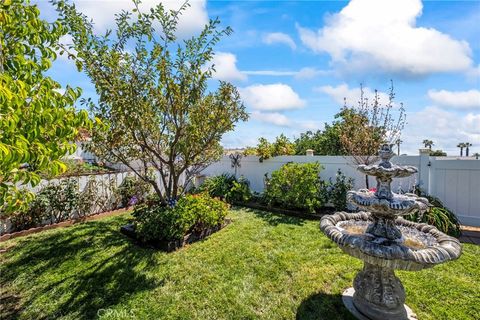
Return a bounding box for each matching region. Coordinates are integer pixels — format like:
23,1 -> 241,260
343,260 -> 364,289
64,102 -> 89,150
0,207 -> 132,242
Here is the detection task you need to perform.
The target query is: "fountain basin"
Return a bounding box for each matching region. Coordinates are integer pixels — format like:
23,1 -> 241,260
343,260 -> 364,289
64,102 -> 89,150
320,211 -> 461,271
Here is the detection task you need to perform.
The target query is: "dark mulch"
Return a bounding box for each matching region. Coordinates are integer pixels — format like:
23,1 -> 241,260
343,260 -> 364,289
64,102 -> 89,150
120,219 -> 232,252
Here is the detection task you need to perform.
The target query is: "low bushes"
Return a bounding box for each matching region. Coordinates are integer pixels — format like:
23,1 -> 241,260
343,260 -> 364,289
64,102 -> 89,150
4,174 -> 152,233
406,191 -> 461,237
117,175 -> 152,207
196,165 -> 354,214
264,162 -> 325,213
133,193 -> 229,242
194,174 -> 251,203
325,169 -> 354,211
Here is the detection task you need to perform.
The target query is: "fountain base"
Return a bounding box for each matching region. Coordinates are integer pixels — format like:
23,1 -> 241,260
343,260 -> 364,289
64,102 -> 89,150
351,263 -> 409,319
342,287 -> 417,320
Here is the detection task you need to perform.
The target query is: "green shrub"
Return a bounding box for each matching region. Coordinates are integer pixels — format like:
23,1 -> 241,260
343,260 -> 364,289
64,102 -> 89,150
195,174 -> 251,203
264,162 -> 325,213
12,178 -> 80,229
116,176 -> 152,207
406,192 -> 461,237
226,177 -> 252,203
133,193 -> 229,241
78,176 -> 119,216
327,169 -> 354,211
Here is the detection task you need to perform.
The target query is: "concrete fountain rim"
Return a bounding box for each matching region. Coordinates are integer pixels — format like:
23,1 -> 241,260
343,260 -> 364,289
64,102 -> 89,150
320,211 -> 462,271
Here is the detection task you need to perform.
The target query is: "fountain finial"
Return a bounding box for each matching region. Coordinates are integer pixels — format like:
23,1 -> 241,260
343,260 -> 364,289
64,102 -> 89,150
378,143 -> 394,168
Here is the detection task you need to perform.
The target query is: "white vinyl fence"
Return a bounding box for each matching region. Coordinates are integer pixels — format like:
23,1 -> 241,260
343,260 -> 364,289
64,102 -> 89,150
202,150 -> 480,227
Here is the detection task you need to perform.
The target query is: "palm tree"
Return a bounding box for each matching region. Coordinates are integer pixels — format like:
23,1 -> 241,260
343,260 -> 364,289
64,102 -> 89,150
395,138 -> 402,155
422,139 -> 433,149
473,152 -> 480,160
457,143 -> 466,156
464,142 -> 472,157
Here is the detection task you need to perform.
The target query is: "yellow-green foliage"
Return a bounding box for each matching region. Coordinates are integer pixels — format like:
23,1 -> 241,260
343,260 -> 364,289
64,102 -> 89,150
264,162 -> 325,213
0,0 -> 90,214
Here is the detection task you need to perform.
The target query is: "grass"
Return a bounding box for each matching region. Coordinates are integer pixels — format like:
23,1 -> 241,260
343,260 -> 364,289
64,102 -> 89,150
0,207 -> 479,320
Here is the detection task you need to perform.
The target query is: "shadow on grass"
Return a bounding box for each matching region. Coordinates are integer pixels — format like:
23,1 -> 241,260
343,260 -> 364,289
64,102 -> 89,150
0,217 -> 161,320
231,206 -> 306,226
296,291 -> 355,320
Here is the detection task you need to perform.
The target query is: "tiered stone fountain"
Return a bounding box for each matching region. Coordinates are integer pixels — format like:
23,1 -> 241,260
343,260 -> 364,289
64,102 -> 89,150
321,144 -> 462,320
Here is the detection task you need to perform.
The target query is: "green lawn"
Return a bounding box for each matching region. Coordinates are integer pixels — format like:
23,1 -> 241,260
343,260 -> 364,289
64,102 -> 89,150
1,208 -> 479,320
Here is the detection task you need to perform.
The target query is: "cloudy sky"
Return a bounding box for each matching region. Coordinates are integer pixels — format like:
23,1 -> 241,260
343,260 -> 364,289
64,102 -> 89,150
37,0 -> 480,155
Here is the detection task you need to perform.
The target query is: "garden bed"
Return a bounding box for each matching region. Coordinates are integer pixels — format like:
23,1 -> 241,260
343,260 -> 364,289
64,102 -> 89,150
120,218 -> 232,252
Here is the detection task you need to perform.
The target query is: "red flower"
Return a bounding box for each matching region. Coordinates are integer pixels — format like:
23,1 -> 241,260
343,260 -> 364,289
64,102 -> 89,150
369,188 -> 377,192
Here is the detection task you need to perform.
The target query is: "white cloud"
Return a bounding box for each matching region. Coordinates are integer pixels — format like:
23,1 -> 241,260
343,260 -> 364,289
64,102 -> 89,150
428,89 -> 480,110
297,0 -> 473,76
263,32 -> 297,50
251,111 -> 292,126
72,0 -> 208,38
239,83 -> 306,111
251,111 -> 323,130
401,106 -> 480,155
242,67 -> 329,79
209,52 -> 247,82
294,67 -> 328,80
317,83 -> 390,107
243,70 -> 297,76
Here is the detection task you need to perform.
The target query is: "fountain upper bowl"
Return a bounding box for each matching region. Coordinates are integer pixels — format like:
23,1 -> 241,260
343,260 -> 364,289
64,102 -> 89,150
357,164 -> 417,178
348,190 -> 429,217
320,211 -> 462,271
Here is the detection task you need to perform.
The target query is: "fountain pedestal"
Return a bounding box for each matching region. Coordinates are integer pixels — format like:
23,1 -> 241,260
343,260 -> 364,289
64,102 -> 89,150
320,145 -> 461,320
353,263 -> 406,320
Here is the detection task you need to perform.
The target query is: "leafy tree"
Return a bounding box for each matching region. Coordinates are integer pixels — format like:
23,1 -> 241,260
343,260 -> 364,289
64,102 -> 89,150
252,134 -> 295,161
54,0 -> 248,202
422,139 -> 434,149
272,134 -> 295,156
429,150 -> 447,157
339,82 -> 406,188
294,123 -> 345,156
255,137 -> 273,162
0,0 -> 90,214
295,130 -> 322,155
242,146 -> 257,156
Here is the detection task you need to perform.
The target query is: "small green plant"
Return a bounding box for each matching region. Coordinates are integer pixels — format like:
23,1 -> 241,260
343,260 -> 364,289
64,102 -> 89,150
226,177 -> 252,203
116,176 -> 152,207
78,176 -> 119,216
327,169 -> 354,211
263,162 -> 325,213
27,178 -> 80,224
133,193 -> 229,241
194,174 -> 251,203
256,137 -> 273,162
406,189 -> 461,237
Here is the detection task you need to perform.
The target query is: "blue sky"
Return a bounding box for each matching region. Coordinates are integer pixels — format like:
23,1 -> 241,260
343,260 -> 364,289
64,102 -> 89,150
37,0 -> 480,155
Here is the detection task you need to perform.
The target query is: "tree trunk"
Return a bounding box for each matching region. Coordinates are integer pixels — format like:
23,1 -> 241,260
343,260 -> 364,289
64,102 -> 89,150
466,147 -> 470,157
365,174 -> 370,189
460,148 -> 463,156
